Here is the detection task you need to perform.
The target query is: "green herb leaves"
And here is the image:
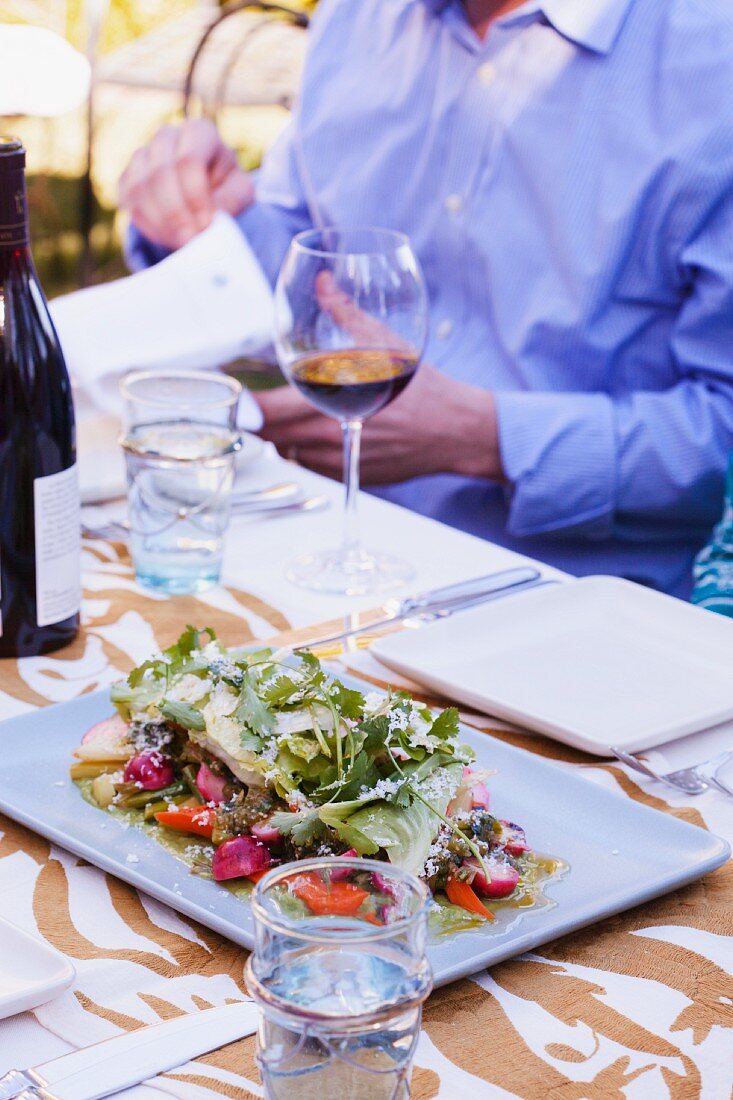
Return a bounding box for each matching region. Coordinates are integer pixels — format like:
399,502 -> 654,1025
271,808 -> 325,847
159,700 -> 206,732
429,706 -> 461,742
234,675 -> 275,737
113,627 -> 474,876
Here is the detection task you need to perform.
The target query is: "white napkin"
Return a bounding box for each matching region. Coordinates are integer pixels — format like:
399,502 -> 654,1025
0,26 -> 90,116
50,213 -> 271,431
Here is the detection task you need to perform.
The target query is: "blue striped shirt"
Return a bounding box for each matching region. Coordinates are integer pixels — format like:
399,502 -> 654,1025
130,0 -> 733,595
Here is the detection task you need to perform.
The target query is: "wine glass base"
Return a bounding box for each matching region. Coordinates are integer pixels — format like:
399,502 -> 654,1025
285,548 -> 414,596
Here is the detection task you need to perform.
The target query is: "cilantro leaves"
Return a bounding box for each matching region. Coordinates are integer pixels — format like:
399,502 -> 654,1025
159,699 -> 206,731
114,628 -> 473,876
234,675 -> 275,737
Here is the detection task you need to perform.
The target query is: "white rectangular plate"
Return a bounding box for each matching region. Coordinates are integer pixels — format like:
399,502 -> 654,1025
0,915 -> 75,1020
372,575 -> 733,755
0,687 -> 728,987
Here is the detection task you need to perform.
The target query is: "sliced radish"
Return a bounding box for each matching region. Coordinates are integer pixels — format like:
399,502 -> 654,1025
471,780 -> 490,811
330,849 -> 359,881
372,868 -> 401,902
82,714 -> 128,747
196,763 -> 228,804
250,818 -> 283,846
499,820 -> 528,857
465,857 -> 520,899
123,752 -> 175,791
450,768 -> 490,814
212,836 -> 271,881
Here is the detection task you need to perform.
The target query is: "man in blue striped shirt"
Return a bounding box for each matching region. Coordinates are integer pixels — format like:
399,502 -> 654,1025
121,0 -> 733,596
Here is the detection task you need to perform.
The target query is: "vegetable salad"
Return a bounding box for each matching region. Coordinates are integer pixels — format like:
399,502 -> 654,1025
70,626 -> 549,929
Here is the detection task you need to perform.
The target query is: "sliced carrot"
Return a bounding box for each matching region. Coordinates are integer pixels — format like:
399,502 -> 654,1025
445,877 -> 494,920
247,867 -> 271,884
291,877 -> 370,917
290,871 -> 321,889
154,806 -> 215,839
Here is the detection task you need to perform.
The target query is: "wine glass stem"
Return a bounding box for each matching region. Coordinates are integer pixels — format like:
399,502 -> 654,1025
341,419 -> 363,562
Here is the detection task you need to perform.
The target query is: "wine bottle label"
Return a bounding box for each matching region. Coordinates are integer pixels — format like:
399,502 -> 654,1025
0,163 -> 28,247
34,465 -> 81,627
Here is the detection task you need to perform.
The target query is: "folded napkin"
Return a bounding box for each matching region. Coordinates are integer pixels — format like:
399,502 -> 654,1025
50,213 -> 270,431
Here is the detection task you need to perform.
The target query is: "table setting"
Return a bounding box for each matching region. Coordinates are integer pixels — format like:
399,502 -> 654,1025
1,192 -> 732,1099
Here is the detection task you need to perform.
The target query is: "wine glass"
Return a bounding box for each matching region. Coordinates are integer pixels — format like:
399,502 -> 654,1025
274,226 -> 428,595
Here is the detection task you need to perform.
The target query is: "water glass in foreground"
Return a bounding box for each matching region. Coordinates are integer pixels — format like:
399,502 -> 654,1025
120,370 -> 242,594
246,857 -> 433,1100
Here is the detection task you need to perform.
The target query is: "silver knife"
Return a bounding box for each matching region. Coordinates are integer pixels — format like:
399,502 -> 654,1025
0,1001 -> 259,1100
294,566 -> 544,649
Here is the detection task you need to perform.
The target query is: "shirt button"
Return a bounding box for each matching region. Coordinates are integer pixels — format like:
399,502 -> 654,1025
478,61 -> 497,85
436,319 -> 453,340
444,193 -> 463,214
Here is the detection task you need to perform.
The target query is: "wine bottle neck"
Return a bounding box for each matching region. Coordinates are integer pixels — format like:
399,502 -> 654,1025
0,158 -> 29,250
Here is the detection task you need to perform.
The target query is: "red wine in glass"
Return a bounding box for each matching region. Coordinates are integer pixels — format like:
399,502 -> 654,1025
274,226 -> 427,595
290,348 -> 418,421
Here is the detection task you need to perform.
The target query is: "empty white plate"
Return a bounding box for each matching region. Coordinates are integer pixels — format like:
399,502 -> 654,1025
0,916 -> 75,1020
371,575 -> 733,755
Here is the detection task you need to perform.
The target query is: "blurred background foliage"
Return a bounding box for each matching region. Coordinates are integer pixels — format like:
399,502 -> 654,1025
0,0 -> 316,295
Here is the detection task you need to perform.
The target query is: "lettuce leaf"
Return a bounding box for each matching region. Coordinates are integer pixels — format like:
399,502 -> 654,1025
321,762 -> 462,875
429,898 -> 488,935
335,800 -> 436,874
285,733 -> 323,763
317,803 -> 381,856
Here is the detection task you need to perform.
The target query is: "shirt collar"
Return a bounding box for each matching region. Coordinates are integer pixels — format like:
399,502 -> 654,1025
421,0 -> 635,55
538,0 -> 635,54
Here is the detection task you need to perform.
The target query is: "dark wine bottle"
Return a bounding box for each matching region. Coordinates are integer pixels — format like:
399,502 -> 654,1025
0,137 -> 80,658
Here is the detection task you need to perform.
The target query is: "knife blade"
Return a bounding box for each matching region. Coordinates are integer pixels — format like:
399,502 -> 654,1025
294,566 -> 543,650
0,1001 -> 259,1100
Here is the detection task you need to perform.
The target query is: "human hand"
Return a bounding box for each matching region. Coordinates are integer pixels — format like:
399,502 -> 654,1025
118,119 -> 254,251
257,362 -> 503,484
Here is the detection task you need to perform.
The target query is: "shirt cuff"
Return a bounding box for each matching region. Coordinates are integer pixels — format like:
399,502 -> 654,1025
235,203 -> 297,286
495,390 -> 617,538
124,223 -> 170,272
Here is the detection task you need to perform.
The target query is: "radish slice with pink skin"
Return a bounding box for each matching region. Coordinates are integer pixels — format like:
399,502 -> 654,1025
499,820 -> 528,857
372,869 -> 400,900
330,849 -> 359,881
212,836 -> 271,881
123,752 -> 175,791
449,768 -> 491,814
462,767 -> 491,809
250,819 -> 283,846
471,780 -> 490,810
82,714 -> 128,747
465,857 -> 520,899
196,763 -> 228,804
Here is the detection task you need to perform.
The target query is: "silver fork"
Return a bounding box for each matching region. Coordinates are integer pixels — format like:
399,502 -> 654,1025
610,746 -> 733,798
